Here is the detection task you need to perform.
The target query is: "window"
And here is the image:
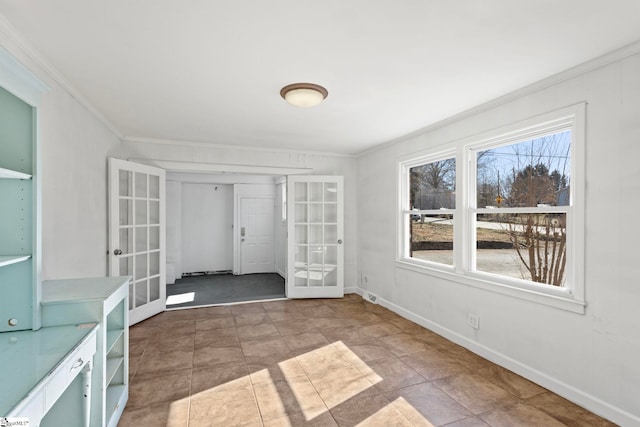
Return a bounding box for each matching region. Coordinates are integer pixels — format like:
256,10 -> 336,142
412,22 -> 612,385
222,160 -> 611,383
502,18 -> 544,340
400,154 -> 456,267
398,105 -> 585,311
472,131 -> 571,286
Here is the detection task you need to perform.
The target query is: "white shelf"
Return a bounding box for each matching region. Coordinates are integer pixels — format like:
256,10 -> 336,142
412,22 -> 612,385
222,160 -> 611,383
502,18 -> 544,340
0,167 -> 31,180
106,357 -> 124,386
106,384 -> 126,413
106,329 -> 124,354
0,255 -> 31,268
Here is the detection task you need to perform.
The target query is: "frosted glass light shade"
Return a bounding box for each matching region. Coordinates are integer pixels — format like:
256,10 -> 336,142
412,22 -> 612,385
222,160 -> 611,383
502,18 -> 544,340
280,83 -> 328,108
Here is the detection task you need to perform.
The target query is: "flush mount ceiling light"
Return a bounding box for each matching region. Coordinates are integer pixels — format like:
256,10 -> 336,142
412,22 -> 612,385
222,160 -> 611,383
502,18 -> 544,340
280,83 -> 328,108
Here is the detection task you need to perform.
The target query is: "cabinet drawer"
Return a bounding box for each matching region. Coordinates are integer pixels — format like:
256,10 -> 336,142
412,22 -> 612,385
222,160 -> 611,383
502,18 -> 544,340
44,332 -> 97,410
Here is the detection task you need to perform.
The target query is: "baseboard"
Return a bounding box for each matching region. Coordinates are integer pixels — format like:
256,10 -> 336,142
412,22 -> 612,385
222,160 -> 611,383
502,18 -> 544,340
344,286 -> 358,294
355,287 -> 639,426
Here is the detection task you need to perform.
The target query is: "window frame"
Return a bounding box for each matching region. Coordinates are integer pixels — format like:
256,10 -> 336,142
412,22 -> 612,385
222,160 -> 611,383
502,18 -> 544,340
396,104 -> 586,313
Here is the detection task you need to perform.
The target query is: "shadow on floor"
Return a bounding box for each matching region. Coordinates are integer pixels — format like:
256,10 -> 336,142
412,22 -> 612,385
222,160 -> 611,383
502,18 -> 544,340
166,273 -> 285,309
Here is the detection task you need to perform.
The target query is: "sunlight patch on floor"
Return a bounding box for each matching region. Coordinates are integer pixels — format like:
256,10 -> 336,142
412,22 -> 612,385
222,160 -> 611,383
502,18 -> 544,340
186,341 -> 433,425
165,292 -> 195,305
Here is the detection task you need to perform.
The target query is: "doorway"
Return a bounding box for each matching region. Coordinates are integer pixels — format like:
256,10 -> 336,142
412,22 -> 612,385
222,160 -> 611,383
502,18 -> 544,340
165,172 -> 285,308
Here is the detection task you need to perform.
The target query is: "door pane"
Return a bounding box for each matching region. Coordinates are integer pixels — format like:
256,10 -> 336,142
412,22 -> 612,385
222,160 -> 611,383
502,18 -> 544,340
324,225 -> 337,244
325,204 -> 337,223
135,200 -> 147,225
295,182 -> 307,202
119,170 -> 132,197
119,199 -> 133,226
295,204 -> 307,223
135,280 -> 148,308
309,225 -> 323,244
149,226 -> 160,250
135,172 -> 147,198
149,251 -> 160,276
324,264 -> 337,287
295,269 -> 308,287
325,246 -> 337,266
149,277 -> 160,302
309,182 -> 322,202
135,254 -> 147,280
119,228 -> 133,254
295,225 -> 307,244
324,183 -> 337,202
149,200 -> 160,224
119,255 -> 133,276
295,246 -> 307,266
135,227 -> 147,252
309,204 -> 322,223
149,175 -> 160,199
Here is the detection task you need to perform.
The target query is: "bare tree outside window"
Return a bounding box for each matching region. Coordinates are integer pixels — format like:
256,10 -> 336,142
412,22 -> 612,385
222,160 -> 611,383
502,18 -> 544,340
476,131 -> 571,286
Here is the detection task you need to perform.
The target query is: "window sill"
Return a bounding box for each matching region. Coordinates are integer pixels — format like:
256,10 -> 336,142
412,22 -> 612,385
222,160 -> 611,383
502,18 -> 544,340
395,259 -> 586,314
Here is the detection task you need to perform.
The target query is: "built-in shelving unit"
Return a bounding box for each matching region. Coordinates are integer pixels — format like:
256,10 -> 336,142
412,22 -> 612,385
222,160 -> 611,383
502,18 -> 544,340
41,276 -> 130,427
0,79 -> 40,332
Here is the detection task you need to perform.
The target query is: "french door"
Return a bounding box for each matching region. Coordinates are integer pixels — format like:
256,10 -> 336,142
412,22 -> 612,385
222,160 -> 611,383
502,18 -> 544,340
287,176 -> 343,298
108,158 -> 166,325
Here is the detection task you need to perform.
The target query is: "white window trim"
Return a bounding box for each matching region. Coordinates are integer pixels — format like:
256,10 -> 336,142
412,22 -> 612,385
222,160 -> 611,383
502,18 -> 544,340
396,103 -> 586,314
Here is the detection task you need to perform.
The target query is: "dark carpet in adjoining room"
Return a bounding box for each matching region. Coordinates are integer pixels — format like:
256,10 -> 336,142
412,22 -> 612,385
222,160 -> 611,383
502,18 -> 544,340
166,273 -> 285,308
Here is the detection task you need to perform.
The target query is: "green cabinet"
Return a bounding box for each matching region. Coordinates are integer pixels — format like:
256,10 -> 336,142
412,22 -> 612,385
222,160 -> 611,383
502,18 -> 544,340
41,276 -> 130,427
0,69 -> 41,332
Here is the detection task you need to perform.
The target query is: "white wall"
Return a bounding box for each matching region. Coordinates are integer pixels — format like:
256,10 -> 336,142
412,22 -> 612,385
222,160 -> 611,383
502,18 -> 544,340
0,31 -> 124,280
181,183 -> 233,274
357,50 -> 640,425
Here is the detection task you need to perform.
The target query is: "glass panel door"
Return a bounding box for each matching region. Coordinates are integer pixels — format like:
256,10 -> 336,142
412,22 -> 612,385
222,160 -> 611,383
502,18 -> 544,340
109,158 -> 165,325
287,176 -> 343,298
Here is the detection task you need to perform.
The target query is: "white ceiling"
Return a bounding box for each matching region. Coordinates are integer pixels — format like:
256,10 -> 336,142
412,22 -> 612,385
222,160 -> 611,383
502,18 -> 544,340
1,1 -> 639,155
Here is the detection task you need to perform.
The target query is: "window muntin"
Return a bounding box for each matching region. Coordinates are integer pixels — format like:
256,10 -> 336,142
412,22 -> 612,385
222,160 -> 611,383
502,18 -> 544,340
402,156 -> 456,267
472,131 -> 571,287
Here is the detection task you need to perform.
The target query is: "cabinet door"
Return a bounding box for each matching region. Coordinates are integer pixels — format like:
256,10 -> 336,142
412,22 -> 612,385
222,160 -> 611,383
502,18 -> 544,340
109,158 -> 166,325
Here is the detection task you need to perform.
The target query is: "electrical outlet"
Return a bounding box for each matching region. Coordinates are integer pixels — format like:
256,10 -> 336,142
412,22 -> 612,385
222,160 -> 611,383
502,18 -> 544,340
468,313 -> 480,330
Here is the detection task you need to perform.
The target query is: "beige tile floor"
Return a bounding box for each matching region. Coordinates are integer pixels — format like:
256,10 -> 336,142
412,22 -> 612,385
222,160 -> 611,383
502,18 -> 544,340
118,295 -> 617,426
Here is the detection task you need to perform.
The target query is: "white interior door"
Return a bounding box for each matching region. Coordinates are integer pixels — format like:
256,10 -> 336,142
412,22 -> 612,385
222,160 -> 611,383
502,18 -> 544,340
109,158 -> 166,325
240,197 -> 275,274
287,176 -> 344,298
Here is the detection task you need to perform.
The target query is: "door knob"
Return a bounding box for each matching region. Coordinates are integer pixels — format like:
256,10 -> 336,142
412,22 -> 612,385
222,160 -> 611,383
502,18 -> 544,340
114,249 -> 123,255
337,239 -> 343,244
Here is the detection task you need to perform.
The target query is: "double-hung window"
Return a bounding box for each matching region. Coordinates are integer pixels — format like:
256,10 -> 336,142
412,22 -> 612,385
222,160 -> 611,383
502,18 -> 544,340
398,104 -> 585,311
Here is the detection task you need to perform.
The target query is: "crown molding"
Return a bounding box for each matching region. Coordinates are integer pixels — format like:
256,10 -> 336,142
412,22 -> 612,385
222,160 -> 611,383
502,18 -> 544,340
123,136 -> 356,158
128,158 -> 313,176
357,39 -> 640,158
0,12 -> 123,139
